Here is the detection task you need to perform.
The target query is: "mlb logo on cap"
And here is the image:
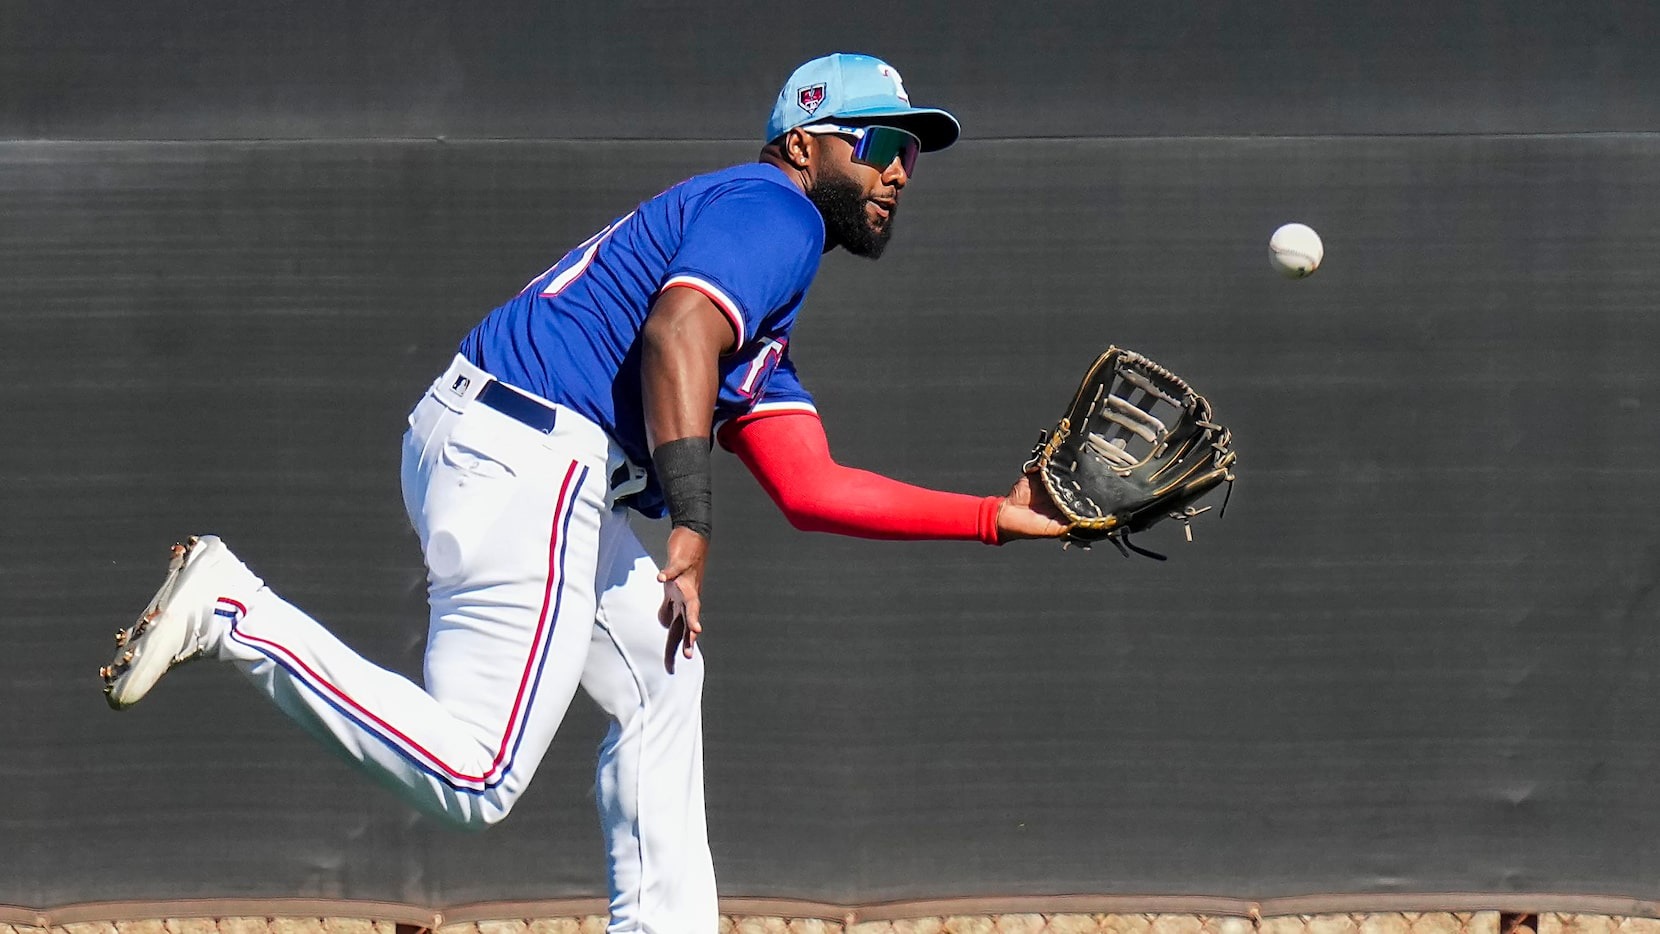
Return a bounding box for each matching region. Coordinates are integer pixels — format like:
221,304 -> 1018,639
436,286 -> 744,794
798,83 -> 826,116
765,53 -> 960,152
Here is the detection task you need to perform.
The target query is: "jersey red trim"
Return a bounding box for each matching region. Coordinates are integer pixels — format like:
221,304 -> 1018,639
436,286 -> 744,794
661,276 -> 745,348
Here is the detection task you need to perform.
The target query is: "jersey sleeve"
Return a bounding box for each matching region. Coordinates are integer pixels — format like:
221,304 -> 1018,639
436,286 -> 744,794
662,181 -> 824,345
714,347 -> 817,439
745,349 -> 816,422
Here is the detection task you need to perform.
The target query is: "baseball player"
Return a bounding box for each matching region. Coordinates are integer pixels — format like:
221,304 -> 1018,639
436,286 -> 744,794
101,53 -> 1066,932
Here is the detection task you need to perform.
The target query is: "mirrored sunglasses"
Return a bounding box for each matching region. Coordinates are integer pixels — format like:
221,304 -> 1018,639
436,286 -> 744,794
801,123 -> 922,176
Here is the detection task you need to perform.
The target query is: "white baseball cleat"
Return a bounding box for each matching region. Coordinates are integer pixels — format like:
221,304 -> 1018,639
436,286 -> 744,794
102,535 -> 257,710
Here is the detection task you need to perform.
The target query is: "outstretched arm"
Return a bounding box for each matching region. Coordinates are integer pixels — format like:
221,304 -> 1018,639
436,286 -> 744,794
719,412 -> 1067,542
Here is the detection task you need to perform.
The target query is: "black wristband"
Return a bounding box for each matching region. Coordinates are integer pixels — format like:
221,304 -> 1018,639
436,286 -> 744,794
652,437 -> 713,539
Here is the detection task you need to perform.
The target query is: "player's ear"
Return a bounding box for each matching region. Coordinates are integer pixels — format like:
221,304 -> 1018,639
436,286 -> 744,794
783,128 -> 814,170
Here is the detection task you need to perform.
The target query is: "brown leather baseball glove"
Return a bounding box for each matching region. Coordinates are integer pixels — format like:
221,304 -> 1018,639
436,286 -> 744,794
1025,347 -> 1237,559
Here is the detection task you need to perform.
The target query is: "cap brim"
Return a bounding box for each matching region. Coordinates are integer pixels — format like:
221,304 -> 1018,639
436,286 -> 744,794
833,106 -> 961,152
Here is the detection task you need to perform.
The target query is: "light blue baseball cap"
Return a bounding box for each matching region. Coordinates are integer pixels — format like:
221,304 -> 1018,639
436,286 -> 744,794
765,53 -> 961,152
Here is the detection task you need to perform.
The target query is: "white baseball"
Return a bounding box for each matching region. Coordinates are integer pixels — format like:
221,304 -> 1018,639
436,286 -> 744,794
1269,222 -> 1323,279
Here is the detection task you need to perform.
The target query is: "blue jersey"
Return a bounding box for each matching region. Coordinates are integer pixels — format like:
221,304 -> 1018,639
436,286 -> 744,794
459,162 -> 824,518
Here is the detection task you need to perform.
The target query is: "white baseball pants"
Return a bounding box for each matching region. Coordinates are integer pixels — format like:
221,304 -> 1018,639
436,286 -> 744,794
213,355 -> 717,933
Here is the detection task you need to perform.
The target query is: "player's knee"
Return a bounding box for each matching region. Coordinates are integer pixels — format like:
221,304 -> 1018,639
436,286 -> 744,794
466,811 -> 508,832
453,810 -> 508,833
431,796 -> 514,832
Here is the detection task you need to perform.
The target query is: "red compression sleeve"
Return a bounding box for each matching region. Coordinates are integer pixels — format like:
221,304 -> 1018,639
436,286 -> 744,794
720,412 -> 1004,544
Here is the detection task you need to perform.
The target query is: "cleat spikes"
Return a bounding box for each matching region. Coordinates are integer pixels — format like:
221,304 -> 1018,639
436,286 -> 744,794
103,534 -> 252,710
168,538 -> 196,567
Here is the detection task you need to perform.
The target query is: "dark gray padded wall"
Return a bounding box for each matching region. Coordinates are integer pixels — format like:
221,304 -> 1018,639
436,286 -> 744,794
5,134 -> 1659,906
8,0 -> 1660,913
6,1 -> 1660,141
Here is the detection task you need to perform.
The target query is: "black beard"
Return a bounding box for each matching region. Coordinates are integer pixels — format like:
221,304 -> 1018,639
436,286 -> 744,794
807,169 -> 893,259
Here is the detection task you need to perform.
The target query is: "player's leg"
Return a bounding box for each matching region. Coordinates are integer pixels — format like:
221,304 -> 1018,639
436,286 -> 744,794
109,358 -> 611,828
580,509 -> 718,933
222,388 -> 608,827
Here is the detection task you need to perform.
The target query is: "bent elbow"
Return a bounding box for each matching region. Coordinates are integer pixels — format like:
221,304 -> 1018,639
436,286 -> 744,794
782,509 -> 820,533
774,496 -> 835,534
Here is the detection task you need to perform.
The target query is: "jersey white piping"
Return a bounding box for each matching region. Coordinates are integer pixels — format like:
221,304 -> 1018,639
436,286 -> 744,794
747,401 -> 817,416
713,401 -> 818,435
661,274 -> 746,342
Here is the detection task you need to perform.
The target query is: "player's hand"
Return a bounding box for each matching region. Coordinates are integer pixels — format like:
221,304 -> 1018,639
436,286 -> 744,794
657,525 -> 709,673
996,475 -> 1070,541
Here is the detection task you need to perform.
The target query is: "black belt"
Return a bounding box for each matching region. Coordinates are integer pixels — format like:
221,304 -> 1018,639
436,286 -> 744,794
477,380 -> 559,433
476,378 -> 639,494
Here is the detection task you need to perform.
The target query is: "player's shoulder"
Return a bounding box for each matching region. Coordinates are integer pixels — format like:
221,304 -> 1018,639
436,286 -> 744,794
676,164 -> 824,242
682,162 -> 805,198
